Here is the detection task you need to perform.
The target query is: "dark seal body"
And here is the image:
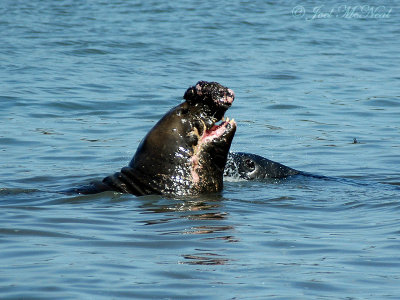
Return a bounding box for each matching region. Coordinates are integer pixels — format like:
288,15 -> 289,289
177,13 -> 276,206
76,81 -> 236,196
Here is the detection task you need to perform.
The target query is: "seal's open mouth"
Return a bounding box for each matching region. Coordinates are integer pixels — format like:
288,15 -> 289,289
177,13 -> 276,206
201,117 -> 236,143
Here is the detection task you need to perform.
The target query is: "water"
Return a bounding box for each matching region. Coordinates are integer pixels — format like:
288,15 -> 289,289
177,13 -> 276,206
1,0 -> 400,298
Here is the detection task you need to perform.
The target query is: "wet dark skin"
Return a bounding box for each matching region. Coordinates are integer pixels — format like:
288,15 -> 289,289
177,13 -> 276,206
75,81 -> 236,196
224,152 -> 299,180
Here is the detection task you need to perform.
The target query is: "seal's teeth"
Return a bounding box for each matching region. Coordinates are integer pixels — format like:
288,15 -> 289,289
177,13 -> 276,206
230,118 -> 235,123
226,117 -> 230,123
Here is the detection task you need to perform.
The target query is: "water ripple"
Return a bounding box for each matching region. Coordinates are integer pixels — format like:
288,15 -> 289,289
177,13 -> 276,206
1,0 -> 400,298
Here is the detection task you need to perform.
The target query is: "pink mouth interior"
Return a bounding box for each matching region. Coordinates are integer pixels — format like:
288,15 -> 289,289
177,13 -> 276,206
200,121 -> 229,143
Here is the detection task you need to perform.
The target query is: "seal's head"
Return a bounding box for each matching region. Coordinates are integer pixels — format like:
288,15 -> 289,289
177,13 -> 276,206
183,80 -> 235,125
125,81 -> 236,196
224,152 -> 299,180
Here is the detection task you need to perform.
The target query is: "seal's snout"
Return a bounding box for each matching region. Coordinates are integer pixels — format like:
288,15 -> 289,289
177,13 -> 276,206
183,81 -> 234,107
223,88 -> 235,105
183,80 -> 235,128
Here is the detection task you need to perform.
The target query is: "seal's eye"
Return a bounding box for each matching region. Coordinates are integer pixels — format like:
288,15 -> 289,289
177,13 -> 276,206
244,159 -> 256,171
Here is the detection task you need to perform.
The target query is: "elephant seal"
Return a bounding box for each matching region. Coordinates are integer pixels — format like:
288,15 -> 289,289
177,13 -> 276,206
224,152 -> 299,180
76,81 -> 236,196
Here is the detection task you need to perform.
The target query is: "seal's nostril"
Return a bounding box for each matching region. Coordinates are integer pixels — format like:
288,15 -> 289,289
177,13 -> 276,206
227,89 -> 235,98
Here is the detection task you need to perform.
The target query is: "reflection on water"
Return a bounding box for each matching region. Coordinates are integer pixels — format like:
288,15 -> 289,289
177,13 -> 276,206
139,197 -> 238,265
181,253 -> 230,265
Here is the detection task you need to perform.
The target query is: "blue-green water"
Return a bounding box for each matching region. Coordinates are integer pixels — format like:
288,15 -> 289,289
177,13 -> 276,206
1,1 -> 400,299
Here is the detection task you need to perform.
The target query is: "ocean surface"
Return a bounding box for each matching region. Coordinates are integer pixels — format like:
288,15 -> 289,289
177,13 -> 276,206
1,0 -> 400,299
